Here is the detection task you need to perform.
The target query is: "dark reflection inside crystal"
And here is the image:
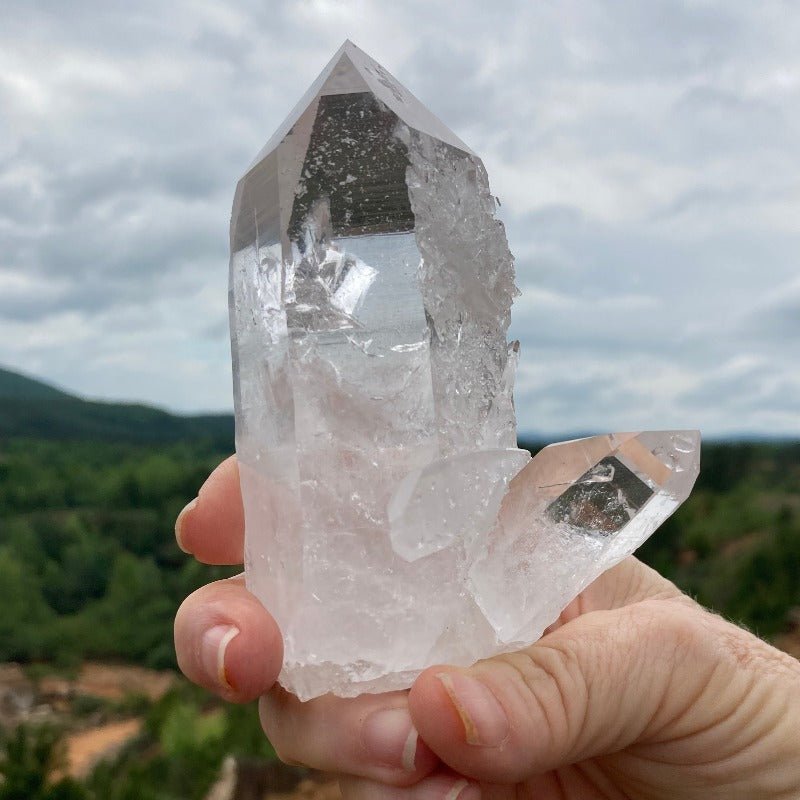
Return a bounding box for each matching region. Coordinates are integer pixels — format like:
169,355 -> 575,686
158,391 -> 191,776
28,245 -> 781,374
546,456 -> 655,535
289,92 -> 415,243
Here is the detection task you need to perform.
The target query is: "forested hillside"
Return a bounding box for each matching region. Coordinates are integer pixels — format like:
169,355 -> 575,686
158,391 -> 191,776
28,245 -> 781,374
0,438 -> 233,667
0,367 -> 233,444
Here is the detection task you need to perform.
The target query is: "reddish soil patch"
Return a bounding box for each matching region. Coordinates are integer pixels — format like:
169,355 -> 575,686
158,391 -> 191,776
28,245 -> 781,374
65,718 -> 142,778
72,662 -> 175,701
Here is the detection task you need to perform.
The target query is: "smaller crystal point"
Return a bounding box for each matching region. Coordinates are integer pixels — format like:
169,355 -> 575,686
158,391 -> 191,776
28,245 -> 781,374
468,431 -> 701,644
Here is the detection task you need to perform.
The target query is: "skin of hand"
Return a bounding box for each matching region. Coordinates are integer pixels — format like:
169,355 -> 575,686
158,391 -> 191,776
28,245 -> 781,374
174,456 -> 800,800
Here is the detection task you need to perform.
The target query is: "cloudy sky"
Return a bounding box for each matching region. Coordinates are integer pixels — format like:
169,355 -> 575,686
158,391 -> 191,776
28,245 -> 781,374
1,0 -> 798,438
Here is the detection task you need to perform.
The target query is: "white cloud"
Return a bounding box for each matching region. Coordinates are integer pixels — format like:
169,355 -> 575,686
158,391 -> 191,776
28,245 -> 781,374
0,0 -> 798,437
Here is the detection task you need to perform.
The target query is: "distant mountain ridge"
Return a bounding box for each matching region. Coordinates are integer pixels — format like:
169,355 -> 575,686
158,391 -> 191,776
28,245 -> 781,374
0,366 -> 234,445
0,366 -> 74,401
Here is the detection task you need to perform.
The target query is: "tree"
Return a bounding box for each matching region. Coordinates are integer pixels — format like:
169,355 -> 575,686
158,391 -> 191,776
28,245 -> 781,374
0,725 -> 87,800
0,547 -> 54,661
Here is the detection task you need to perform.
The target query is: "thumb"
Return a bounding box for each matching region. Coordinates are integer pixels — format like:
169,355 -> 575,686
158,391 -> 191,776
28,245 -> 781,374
408,598 -> 726,784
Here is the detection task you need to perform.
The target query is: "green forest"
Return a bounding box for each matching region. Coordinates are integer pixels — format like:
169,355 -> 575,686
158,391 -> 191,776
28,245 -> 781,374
1,369 -> 799,799
2,437 -> 799,672
0,438 -> 233,669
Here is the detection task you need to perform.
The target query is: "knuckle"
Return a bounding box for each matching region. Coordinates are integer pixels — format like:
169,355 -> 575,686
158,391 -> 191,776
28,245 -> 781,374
495,641 -> 587,757
623,600 -> 725,736
633,598 -> 712,667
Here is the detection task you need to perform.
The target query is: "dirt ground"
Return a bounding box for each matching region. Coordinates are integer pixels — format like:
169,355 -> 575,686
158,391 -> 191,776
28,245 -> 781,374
65,718 -> 142,778
1,662 -> 172,778
55,662 -> 175,701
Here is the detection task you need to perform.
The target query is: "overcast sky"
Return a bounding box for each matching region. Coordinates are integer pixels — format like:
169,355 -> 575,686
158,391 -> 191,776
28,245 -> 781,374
1,0 -> 798,438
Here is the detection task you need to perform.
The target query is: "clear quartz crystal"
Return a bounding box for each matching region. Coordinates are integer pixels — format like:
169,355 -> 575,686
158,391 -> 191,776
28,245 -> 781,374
229,41 -> 700,700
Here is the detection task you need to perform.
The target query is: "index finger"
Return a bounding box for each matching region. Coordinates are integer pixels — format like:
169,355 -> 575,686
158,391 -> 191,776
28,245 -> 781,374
176,455 -> 245,564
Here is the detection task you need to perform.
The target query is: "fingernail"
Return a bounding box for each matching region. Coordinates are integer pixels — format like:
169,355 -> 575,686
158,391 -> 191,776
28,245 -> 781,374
175,497 -> 197,553
362,707 -> 419,772
201,625 -> 239,690
437,672 -> 508,747
446,779 -> 481,800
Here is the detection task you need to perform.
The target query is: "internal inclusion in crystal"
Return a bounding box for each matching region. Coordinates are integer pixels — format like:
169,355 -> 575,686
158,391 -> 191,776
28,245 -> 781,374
229,41 -> 700,700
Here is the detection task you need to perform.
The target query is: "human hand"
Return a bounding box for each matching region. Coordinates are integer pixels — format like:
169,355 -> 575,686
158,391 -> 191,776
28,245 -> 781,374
174,456 -> 800,799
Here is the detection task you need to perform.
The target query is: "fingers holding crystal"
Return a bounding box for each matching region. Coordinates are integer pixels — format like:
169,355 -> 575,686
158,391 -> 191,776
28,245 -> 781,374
258,688 -> 439,785
174,575 -> 283,702
175,455 -> 245,564
407,600 -> 723,784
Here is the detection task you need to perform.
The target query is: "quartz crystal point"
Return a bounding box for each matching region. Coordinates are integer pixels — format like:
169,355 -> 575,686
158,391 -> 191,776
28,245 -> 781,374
229,41 -> 700,700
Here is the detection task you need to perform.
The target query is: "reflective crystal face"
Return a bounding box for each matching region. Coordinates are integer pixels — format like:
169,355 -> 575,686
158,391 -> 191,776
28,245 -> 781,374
468,431 -> 700,643
229,41 -> 700,700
